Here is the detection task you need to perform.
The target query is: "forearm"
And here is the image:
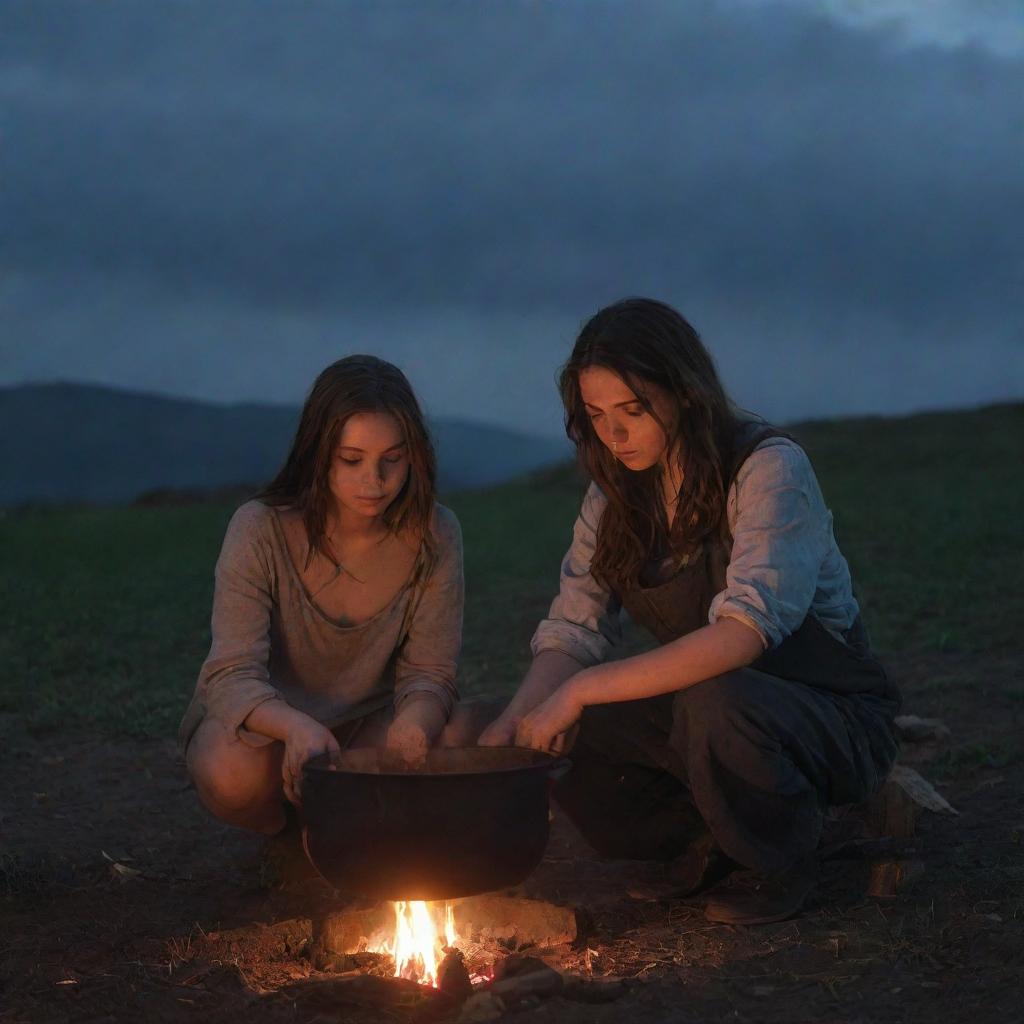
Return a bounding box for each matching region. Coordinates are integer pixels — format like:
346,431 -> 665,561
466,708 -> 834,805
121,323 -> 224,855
572,617 -> 764,706
503,650 -> 587,719
244,698 -> 312,741
393,693 -> 448,743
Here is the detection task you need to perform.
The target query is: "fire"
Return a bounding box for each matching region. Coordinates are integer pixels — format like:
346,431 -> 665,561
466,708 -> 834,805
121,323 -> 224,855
382,900 -> 458,988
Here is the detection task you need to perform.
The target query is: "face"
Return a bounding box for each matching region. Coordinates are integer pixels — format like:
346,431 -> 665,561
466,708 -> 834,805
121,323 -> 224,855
578,365 -> 676,472
328,411 -> 410,520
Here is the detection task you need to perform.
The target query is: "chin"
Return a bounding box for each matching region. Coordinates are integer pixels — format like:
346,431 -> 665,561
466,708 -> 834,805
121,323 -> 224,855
617,455 -> 658,472
342,498 -> 395,518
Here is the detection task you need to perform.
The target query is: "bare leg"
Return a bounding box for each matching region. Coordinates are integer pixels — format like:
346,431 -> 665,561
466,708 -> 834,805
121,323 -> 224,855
186,718 -> 287,834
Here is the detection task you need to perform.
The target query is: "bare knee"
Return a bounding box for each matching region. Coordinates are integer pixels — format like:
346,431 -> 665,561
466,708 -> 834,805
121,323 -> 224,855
186,718 -> 284,832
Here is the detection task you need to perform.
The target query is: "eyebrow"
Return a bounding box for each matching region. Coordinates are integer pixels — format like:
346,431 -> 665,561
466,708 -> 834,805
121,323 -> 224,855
338,441 -> 408,453
583,399 -> 643,410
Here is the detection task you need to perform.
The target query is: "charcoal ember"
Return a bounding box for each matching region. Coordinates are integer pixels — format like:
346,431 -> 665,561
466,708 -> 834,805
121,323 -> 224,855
274,974 -> 442,1013
437,949 -> 474,1001
491,954 -> 554,982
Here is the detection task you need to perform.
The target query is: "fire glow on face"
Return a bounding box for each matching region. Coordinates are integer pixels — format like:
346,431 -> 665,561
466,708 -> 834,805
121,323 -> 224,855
378,900 -> 458,988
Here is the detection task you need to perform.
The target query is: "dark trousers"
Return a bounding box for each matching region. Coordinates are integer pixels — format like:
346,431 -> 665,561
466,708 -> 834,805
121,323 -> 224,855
553,667 -> 898,875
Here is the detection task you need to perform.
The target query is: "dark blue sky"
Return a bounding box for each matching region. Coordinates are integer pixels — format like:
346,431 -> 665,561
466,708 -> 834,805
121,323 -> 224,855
2,0 -> 1021,437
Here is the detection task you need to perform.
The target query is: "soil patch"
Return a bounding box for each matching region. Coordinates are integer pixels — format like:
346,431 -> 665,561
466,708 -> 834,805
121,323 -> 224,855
3,651 -> 1023,1023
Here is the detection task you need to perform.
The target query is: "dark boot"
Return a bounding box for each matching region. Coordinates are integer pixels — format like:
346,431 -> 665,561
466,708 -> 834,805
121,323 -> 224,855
703,855 -> 819,925
666,832 -> 737,897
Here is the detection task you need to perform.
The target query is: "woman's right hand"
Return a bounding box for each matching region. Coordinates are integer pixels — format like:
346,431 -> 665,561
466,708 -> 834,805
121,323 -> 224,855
281,713 -> 341,805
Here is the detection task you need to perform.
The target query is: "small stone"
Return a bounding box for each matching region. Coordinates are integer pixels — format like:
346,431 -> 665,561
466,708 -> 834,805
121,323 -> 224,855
457,991 -> 504,1023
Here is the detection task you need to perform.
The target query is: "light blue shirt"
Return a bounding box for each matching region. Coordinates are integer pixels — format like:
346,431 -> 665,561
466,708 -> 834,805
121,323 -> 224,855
531,437 -> 861,665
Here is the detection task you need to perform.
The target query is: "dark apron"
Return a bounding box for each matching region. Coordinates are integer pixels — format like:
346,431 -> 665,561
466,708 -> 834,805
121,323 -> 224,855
553,422 -> 901,875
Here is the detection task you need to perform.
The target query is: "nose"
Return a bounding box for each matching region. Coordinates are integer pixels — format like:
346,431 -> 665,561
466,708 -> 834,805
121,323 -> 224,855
608,418 -> 629,443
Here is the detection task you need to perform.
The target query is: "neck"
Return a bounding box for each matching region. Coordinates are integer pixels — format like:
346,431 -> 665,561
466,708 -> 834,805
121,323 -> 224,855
329,505 -> 388,542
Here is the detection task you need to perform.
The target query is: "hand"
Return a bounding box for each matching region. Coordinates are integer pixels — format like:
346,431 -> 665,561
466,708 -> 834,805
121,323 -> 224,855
282,714 -> 341,805
385,697 -> 446,767
477,714 -> 520,747
514,684 -> 584,753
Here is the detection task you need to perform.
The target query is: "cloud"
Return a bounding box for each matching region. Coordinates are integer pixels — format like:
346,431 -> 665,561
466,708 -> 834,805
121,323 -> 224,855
730,0 -> 1024,57
1,1 -> 1021,426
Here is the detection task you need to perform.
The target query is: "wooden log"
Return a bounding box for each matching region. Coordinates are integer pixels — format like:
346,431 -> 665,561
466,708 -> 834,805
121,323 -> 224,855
315,903 -> 393,955
865,765 -> 956,897
450,895 -> 578,948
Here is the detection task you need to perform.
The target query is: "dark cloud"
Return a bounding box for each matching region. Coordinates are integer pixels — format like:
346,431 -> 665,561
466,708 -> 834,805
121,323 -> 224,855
1,0 -> 1022,428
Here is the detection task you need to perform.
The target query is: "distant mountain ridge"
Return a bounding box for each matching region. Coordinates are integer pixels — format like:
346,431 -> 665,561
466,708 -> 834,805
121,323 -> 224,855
0,383 -> 569,505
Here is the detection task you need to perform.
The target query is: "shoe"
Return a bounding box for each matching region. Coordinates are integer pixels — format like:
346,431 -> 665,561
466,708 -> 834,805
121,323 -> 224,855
703,855 -> 819,925
259,804 -> 322,890
667,833 -> 737,897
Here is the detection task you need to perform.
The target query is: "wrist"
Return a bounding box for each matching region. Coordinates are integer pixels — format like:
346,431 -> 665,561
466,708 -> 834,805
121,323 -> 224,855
563,665 -> 602,708
393,694 -> 447,737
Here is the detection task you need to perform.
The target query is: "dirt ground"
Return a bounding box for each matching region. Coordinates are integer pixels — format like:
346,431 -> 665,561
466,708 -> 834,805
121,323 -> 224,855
3,650 -> 1023,1024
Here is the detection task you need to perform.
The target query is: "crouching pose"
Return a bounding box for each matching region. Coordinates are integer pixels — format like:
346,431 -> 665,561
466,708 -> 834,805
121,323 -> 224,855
180,355 -> 484,836
480,298 -> 900,924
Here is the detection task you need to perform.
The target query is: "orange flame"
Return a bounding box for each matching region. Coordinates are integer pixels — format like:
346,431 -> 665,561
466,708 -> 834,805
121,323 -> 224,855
383,900 -> 457,988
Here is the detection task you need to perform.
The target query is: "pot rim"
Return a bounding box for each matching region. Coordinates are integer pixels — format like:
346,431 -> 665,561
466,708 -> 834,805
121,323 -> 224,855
304,745 -> 569,779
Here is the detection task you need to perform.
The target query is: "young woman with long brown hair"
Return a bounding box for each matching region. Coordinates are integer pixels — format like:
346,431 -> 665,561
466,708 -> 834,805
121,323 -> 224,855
480,298 -> 900,924
181,355 -> 479,836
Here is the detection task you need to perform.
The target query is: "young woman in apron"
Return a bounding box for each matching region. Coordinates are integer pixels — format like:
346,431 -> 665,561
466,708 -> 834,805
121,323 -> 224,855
480,298 -> 900,924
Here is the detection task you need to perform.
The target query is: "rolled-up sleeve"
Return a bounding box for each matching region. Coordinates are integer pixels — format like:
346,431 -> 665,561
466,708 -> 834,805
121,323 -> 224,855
393,506 -> 463,718
530,483 -> 622,667
709,440 -> 831,650
183,504 -> 282,748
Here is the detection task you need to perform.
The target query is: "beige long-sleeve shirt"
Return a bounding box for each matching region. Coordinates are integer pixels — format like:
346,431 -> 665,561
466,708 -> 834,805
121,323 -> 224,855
178,499 -> 463,753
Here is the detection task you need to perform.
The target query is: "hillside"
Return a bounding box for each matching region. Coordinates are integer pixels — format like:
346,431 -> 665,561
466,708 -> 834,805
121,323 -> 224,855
1,400 -> 1019,739
0,382 -> 569,504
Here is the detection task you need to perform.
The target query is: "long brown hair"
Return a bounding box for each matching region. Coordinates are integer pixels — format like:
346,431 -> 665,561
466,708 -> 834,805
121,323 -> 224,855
257,355 -> 437,572
560,297 -> 740,591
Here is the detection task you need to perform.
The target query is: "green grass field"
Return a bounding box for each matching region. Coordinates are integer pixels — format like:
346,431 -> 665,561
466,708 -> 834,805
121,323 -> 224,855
1,403 -> 1020,741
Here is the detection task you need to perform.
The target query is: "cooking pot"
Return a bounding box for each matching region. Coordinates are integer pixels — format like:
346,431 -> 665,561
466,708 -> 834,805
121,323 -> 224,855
301,746 -> 569,901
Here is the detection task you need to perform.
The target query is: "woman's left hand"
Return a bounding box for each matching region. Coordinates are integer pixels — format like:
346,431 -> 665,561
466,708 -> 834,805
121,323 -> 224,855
515,682 -> 584,753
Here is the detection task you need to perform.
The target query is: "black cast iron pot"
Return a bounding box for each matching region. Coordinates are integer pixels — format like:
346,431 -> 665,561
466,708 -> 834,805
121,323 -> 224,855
301,746 -> 569,901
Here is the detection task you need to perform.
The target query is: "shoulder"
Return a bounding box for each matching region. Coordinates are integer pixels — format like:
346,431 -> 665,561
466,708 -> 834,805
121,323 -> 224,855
733,437 -> 816,494
429,502 -> 463,550
224,499 -> 277,542
215,500 -> 278,575
220,500 -> 279,557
